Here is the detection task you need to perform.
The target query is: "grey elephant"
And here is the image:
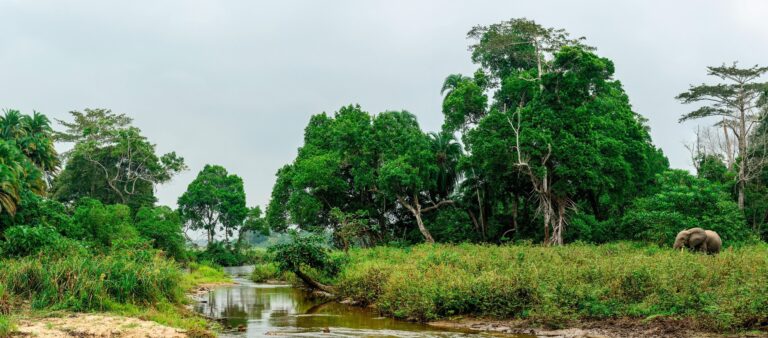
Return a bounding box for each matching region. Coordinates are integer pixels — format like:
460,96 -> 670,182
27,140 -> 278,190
673,227 -> 722,254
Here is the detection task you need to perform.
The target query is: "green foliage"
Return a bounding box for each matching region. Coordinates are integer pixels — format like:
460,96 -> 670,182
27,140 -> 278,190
0,249 -> 183,311
196,241 -> 249,267
268,232 -> 338,276
72,198 -> 138,247
622,170 -> 752,245
180,262 -> 231,289
250,262 -> 282,282
0,315 -> 15,337
134,206 -> 186,260
53,108 -> 186,210
1,225 -> 67,257
178,164 -> 247,243
267,105 -> 458,245
0,110 -> 59,179
335,243 -> 768,331
0,139 -> 45,220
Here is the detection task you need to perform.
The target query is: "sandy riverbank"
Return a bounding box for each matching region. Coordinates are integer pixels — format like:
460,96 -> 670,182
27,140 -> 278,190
429,318 -> 768,338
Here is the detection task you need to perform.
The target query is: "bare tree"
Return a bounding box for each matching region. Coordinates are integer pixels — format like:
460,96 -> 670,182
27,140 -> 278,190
507,109 -> 572,245
677,63 -> 768,209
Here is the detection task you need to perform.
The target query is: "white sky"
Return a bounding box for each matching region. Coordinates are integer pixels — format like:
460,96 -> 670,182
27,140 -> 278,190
1,0 -> 767,209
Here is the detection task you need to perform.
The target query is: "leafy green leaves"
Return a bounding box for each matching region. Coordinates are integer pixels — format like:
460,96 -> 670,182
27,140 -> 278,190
178,165 -> 247,242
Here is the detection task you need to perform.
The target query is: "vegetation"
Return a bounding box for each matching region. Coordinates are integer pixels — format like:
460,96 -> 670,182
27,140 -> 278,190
331,243 -> 768,331
3,14 -> 768,336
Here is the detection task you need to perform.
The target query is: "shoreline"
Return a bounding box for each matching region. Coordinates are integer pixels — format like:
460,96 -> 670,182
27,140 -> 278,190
11,267 -> 234,338
428,318 -> 768,338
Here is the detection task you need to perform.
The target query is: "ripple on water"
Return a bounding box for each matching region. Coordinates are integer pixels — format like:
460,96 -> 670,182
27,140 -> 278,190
196,266 -> 532,338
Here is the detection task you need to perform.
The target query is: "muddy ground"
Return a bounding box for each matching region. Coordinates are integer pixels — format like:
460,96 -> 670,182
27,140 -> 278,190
429,318 -> 768,338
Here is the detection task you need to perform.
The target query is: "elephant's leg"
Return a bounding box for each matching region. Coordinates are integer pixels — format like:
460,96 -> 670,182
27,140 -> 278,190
700,241 -> 708,253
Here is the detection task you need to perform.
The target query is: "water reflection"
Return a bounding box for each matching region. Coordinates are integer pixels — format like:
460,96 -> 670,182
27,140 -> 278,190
194,266 -> 532,338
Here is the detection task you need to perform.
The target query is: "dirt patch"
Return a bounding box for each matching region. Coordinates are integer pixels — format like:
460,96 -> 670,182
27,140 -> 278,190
428,317 -> 768,338
188,282 -> 236,298
14,313 -> 189,337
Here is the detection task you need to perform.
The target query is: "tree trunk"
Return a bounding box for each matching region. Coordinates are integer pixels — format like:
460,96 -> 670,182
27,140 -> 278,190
294,269 -> 335,294
397,195 -> 437,244
413,212 -> 435,244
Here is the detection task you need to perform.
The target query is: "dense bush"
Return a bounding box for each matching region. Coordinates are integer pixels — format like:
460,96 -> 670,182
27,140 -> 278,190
268,232 -> 339,277
134,206 -> 186,260
250,262 -> 281,282
71,198 -> 139,247
334,243 -> 768,331
622,170 -> 753,245
0,249 -> 183,311
195,241 -> 249,266
1,225 -> 64,257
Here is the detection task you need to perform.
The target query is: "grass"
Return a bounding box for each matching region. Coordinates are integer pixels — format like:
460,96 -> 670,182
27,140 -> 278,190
180,262 -> 232,289
330,242 -> 768,331
0,251 -> 183,311
0,251 -> 228,336
0,315 -> 16,337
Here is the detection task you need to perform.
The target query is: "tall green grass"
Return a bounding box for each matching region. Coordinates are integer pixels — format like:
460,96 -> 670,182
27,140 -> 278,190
0,315 -> 15,337
0,251 -> 183,311
333,242 -> 768,331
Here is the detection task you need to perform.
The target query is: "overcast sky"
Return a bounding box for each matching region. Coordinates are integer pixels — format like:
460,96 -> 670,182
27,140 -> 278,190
1,0 -> 767,209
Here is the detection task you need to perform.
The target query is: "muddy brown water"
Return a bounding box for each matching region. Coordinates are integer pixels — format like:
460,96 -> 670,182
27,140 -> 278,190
193,266 -> 534,338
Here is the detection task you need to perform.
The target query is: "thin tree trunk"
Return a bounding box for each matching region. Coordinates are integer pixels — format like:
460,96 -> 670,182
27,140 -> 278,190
294,269 -> 335,293
397,195 -> 435,243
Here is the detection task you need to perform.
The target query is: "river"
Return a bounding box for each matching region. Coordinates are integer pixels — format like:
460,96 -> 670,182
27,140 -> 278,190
193,266 -> 533,338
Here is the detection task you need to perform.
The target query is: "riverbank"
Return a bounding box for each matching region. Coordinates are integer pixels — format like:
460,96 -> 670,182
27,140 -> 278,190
0,254 -> 231,337
430,317 -> 768,338
264,242 -> 768,335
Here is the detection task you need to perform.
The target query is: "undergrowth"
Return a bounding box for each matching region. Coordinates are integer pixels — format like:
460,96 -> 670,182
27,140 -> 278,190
331,242 -> 768,331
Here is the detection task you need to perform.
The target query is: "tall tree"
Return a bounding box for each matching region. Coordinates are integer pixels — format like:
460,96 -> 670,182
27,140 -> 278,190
455,19 -> 666,245
178,165 -> 248,243
0,110 -> 56,220
375,111 -> 453,243
1,110 -> 60,184
677,63 -> 768,209
53,109 -> 186,210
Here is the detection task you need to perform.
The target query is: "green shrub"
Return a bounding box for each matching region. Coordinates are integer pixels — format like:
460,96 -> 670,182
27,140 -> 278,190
622,170 -> 752,245
268,232 -> 338,277
0,250 -> 183,311
1,225 -> 85,257
134,206 -> 186,261
0,315 -> 15,337
333,242 -> 768,331
250,263 -> 281,282
72,198 -> 139,247
196,241 -> 247,266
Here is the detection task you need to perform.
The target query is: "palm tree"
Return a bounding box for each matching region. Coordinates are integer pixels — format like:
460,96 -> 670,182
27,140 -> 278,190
429,131 -> 462,199
1,110 -> 60,186
20,112 -> 60,179
440,74 -> 471,96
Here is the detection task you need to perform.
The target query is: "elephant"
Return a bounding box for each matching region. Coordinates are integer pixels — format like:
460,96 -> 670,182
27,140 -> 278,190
673,227 -> 722,254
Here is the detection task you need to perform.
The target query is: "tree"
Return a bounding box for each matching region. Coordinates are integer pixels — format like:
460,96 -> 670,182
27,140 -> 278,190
1,110 -> 60,183
178,165 -> 248,243
622,170 -> 751,246
677,63 -> 768,209
0,110 -> 57,219
53,109 -> 186,210
375,111 -> 453,243
457,21 -> 666,245
134,206 -> 186,260
268,231 -> 336,292
266,105 -> 386,244
468,18 -> 592,88
71,198 -> 138,247
238,206 -> 269,247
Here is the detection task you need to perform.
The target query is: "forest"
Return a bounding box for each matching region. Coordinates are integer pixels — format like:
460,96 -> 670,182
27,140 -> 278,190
1,18 -> 768,337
